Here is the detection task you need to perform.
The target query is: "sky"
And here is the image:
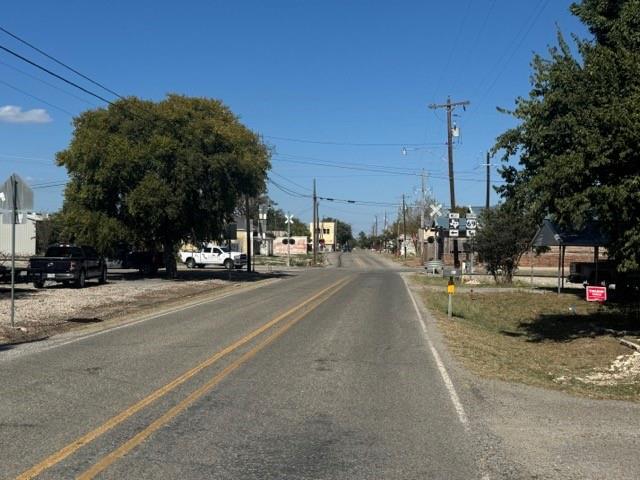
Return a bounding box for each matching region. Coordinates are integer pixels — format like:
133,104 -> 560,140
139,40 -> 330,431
0,0 -> 589,234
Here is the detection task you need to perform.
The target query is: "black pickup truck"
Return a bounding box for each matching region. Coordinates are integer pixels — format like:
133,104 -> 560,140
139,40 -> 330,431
28,244 -> 107,288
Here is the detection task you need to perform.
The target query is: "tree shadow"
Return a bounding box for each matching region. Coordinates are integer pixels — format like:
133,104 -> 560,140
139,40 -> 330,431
519,306 -> 640,342
107,268 -> 293,283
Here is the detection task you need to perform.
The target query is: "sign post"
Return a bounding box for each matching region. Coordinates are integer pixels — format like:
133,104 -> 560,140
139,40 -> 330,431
285,213 -> 293,268
0,174 -> 34,327
447,276 -> 455,318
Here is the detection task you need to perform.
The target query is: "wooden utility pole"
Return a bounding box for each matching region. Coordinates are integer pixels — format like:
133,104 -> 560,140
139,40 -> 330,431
312,178 -> 317,265
402,194 -> 407,259
429,96 -> 469,268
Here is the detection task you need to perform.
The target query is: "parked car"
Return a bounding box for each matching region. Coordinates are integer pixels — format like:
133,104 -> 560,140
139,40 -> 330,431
107,243 -> 164,275
179,244 -> 246,269
28,244 -> 107,288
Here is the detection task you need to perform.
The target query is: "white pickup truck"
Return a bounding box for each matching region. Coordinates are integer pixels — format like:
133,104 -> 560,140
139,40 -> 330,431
179,245 -> 247,269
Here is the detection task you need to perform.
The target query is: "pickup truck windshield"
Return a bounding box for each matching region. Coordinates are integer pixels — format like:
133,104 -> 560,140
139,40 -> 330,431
45,246 -> 83,258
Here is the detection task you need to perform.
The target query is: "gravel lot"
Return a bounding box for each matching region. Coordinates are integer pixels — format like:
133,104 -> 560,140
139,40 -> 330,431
0,272 -> 236,343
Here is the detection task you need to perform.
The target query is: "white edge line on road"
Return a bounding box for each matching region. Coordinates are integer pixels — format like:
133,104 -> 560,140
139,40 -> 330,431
2,279 -> 280,360
402,275 -> 470,430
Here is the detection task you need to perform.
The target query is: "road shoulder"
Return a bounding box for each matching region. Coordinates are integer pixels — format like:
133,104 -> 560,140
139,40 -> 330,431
403,272 -> 640,480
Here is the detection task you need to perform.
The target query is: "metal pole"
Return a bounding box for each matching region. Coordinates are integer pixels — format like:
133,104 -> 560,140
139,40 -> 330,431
312,179 -> 317,265
10,174 -> 16,327
486,151 -> 491,211
448,293 -> 453,318
287,211 -> 291,268
402,194 -> 407,259
245,196 -> 251,273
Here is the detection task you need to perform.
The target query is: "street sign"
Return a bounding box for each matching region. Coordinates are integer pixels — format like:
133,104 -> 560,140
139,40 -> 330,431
465,229 -> 476,237
0,174 -> 33,224
465,218 -> 477,230
284,214 -> 293,224
429,203 -> 442,218
448,212 -> 460,219
449,217 -> 460,230
449,229 -> 459,237
447,283 -> 455,294
586,286 -> 607,302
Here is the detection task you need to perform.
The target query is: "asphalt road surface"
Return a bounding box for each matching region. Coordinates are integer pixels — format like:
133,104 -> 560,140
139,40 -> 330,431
2,251 -> 482,479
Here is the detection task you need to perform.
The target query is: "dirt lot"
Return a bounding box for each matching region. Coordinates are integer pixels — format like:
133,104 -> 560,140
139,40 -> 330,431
411,274 -> 640,401
0,269 -> 271,345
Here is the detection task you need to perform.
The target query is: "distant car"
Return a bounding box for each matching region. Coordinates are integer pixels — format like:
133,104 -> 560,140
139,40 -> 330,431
28,244 -> 107,289
179,244 -> 246,269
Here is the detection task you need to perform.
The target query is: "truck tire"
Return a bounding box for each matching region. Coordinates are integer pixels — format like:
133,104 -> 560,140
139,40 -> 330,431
185,258 -> 196,269
99,266 -> 107,284
33,279 -> 45,289
75,270 -> 86,288
223,259 -> 233,270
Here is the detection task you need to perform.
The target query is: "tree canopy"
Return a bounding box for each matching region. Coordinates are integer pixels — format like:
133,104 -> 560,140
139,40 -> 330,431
268,206 -> 310,236
57,94 -> 270,275
494,0 -> 640,272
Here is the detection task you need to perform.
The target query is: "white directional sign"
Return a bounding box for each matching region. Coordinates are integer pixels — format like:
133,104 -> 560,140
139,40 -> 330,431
429,203 -> 442,218
449,229 -> 459,237
284,214 -> 293,224
466,229 -> 476,237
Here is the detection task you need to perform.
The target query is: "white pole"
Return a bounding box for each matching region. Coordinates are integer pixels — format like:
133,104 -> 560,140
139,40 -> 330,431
10,174 -> 16,327
287,212 -> 291,268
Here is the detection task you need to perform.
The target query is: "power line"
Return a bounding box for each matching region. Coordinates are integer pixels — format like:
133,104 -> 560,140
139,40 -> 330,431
265,135 -> 444,147
0,58 -> 99,107
269,171 -> 311,192
0,26 -> 124,99
0,43 -> 114,105
0,78 -> 75,117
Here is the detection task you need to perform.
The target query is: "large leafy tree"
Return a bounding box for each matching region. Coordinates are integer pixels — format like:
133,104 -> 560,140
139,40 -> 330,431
494,0 -> 640,272
57,94 -> 270,276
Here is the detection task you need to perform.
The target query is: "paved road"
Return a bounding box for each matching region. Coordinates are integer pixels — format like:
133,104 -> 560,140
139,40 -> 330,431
1,251 -> 480,479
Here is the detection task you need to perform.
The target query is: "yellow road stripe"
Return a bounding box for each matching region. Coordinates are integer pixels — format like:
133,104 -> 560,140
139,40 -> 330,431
77,275 -> 352,479
16,276 -> 351,480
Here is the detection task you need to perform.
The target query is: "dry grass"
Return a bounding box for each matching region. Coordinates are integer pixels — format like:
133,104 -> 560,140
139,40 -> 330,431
415,276 -> 640,401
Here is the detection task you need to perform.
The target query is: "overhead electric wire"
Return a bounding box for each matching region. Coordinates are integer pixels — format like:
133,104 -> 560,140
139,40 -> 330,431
265,135 -> 444,147
0,26 -> 124,99
0,58 -> 99,107
0,43 -> 114,105
269,171 -> 312,192
0,78 -> 75,117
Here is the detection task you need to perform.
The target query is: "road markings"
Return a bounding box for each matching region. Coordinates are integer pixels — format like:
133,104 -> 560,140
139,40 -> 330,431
2,278 -> 282,361
401,275 -> 470,430
15,275 -> 352,480
77,275 -> 353,479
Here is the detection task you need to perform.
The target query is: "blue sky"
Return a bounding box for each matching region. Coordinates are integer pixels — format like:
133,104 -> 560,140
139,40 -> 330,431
0,1 -> 588,234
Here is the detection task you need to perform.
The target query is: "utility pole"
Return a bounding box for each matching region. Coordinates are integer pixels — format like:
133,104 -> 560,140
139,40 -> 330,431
374,215 -> 378,250
402,194 -> 407,259
286,211 -> 291,268
420,170 -> 426,263
485,151 -> 491,211
10,174 -> 16,327
429,96 -> 470,268
312,178 -> 317,265
245,196 -> 252,273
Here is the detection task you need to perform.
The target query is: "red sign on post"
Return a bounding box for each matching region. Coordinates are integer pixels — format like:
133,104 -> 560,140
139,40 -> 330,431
586,286 -> 607,302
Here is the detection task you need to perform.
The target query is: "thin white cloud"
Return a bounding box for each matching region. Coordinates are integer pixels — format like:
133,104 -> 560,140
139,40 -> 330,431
0,105 -> 52,124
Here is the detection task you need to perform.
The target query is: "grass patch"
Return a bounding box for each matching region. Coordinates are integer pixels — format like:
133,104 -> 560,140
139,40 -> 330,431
414,274 -> 533,289
414,276 -> 640,401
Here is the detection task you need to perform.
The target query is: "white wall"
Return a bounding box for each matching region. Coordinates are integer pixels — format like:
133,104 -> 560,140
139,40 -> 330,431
0,219 -> 36,257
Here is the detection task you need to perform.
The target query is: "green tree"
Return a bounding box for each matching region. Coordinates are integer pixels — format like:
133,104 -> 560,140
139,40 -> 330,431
494,0 -> 640,272
475,202 -> 537,283
267,206 -> 309,236
57,94 -> 270,276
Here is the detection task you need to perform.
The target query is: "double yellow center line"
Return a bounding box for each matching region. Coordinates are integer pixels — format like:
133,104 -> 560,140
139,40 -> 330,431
17,275 -> 353,480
